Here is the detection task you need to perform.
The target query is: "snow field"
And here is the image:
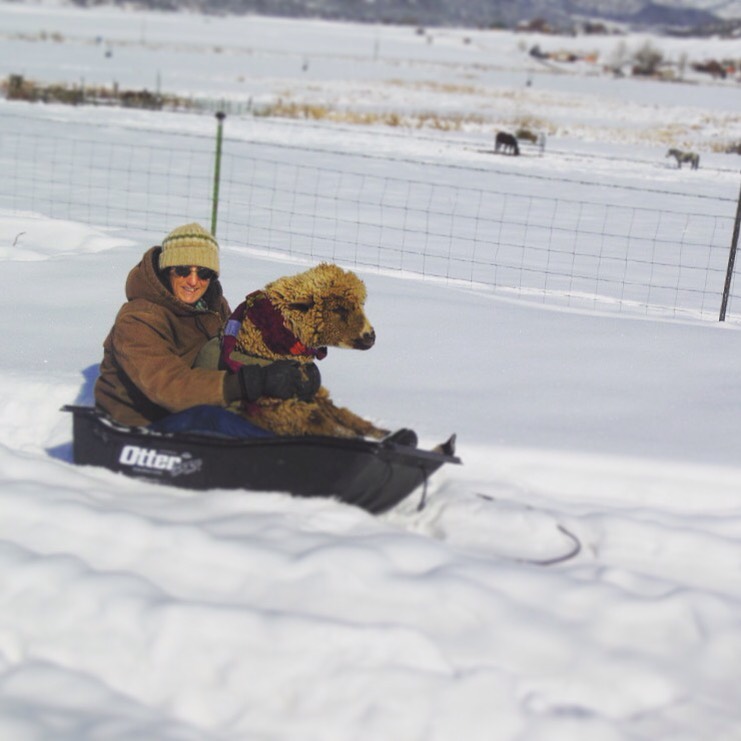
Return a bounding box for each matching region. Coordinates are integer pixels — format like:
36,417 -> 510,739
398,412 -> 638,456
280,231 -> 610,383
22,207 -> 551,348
1,4 -> 741,739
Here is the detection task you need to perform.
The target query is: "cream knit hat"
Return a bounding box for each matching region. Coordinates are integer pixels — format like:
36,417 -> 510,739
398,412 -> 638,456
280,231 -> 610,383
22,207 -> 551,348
159,222 -> 220,275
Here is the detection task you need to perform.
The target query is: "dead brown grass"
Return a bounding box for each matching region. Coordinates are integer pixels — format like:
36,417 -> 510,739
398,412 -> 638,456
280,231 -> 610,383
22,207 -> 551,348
255,98 -> 489,131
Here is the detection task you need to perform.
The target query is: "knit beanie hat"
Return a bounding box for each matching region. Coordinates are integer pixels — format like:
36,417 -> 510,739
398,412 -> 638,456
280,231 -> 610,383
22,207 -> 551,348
159,222 -> 220,276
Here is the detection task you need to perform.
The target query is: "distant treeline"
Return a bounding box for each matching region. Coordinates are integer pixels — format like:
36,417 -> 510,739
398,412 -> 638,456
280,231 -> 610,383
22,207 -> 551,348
61,0 -> 735,35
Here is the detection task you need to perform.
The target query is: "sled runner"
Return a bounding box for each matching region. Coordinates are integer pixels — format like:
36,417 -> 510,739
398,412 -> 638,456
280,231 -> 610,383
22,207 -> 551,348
62,405 -> 460,514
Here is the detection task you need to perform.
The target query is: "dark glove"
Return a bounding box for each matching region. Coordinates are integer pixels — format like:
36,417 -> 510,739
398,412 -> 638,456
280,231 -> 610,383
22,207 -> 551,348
224,360 -> 321,403
299,362 -> 321,401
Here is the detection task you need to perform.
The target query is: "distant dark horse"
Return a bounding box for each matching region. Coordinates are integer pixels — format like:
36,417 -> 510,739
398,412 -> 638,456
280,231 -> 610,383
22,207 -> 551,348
666,148 -> 699,170
495,131 -> 520,156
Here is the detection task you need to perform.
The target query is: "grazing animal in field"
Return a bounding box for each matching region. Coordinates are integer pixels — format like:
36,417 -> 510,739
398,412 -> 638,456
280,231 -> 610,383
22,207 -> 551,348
219,263 -> 390,440
666,148 -> 699,170
495,131 -> 520,156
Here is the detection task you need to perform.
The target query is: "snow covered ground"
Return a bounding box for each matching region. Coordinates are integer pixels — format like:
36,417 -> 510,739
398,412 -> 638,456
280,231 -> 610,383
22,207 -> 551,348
1,4 -> 741,740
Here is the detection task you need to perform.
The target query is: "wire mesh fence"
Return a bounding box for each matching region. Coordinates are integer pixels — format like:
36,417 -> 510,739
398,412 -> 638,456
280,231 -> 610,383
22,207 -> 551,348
1,117 -> 215,232
1,109 -> 739,322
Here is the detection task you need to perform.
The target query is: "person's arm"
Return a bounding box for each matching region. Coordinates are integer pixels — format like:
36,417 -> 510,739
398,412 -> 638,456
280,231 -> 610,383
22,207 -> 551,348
112,310 -> 226,413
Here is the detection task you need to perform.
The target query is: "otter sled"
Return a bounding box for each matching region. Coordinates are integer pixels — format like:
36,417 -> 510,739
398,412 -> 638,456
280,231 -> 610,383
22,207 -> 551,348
63,406 -> 460,514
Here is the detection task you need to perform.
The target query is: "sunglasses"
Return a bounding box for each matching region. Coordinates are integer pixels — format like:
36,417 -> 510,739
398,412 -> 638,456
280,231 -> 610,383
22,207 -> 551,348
170,265 -> 216,281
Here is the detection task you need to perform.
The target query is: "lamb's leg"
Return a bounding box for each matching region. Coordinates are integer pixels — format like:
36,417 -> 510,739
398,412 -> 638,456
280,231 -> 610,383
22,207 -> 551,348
319,398 -> 389,439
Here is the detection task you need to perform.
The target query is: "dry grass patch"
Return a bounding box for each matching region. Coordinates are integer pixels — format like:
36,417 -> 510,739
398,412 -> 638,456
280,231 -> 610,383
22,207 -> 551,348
2,74 -> 192,110
256,98 -> 489,131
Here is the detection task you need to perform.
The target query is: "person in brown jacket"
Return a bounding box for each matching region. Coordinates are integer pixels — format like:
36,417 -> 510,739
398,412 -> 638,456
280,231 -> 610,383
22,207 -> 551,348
94,223 -> 319,436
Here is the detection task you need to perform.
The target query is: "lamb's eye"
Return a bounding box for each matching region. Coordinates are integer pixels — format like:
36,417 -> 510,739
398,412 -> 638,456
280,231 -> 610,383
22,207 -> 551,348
333,306 -> 350,321
289,302 -> 313,313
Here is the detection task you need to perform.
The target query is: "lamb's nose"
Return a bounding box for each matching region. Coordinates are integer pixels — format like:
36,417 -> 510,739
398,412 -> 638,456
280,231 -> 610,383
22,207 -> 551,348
354,329 -> 376,350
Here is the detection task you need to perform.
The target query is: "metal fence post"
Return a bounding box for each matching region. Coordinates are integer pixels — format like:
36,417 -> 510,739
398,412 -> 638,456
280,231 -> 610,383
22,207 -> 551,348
210,111 -> 226,237
719,179 -> 741,322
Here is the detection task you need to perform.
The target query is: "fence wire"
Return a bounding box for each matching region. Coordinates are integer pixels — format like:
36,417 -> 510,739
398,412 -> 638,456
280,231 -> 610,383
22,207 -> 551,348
1,110 -> 738,321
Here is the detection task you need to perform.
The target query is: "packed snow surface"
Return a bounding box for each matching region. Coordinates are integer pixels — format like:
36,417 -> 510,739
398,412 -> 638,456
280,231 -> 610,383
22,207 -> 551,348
1,4 -> 741,740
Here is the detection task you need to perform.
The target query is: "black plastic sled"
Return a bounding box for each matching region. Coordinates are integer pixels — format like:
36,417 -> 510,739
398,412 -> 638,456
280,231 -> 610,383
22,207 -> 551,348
62,406 -> 460,514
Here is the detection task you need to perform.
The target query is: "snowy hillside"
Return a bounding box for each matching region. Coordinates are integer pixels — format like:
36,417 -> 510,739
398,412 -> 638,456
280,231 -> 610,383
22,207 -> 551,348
1,4 -> 741,740
8,0 -> 741,30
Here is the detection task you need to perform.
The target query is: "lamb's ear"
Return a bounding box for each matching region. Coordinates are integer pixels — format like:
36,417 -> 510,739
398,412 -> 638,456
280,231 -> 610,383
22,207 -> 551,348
288,300 -> 314,313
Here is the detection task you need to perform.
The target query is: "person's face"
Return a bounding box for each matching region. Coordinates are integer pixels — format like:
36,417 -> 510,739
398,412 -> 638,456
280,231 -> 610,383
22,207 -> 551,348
168,266 -> 213,304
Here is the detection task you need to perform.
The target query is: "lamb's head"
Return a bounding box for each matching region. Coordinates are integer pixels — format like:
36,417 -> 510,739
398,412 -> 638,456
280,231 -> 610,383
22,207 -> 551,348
267,263 -> 376,351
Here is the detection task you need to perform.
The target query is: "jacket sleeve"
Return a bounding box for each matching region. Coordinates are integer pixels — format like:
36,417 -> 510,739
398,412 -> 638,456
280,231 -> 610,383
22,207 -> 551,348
111,307 -> 227,413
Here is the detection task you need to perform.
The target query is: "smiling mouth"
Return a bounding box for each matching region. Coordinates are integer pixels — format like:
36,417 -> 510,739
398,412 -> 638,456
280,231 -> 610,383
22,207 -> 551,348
178,285 -> 203,302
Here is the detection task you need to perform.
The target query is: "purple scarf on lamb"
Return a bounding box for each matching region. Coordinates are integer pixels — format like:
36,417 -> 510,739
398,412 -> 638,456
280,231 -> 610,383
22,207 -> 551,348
221,290 -> 327,373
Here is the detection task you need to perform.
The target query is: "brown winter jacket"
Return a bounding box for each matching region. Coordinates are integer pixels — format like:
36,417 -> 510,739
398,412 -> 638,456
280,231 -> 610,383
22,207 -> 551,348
94,246 -> 231,426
